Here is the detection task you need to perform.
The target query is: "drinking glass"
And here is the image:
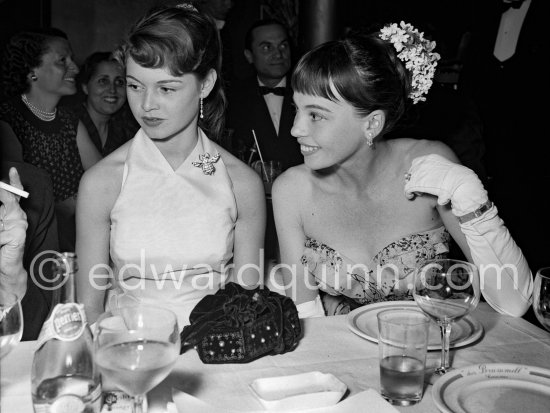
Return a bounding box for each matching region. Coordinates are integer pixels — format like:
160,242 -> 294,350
94,305 -> 180,413
413,259 -> 480,377
377,309 -> 430,405
533,267 -> 550,332
252,160 -> 283,195
0,290 -> 23,359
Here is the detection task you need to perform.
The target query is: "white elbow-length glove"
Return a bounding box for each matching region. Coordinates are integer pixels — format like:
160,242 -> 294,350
296,295 -> 325,318
404,154 -> 533,317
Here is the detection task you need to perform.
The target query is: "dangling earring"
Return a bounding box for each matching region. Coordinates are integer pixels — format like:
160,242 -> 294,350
30,74 -> 38,81
199,97 -> 204,119
366,132 -> 374,147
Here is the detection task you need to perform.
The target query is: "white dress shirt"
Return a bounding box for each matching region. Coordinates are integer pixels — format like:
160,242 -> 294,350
259,78 -> 286,135
494,0 -> 531,62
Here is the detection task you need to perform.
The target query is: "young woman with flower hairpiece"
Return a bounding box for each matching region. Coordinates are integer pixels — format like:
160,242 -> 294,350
75,4 -> 265,327
273,22 -> 533,318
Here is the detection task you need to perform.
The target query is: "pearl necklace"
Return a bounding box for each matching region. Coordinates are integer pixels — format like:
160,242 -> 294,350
21,94 -> 57,122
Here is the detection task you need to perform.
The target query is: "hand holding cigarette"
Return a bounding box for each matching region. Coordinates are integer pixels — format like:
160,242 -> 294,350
0,181 -> 29,198
0,167 -> 28,199
0,167 -> 28,300
0,166 -> 28,237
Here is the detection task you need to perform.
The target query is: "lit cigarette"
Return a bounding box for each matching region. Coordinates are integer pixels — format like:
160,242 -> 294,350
0,181 -> 29,198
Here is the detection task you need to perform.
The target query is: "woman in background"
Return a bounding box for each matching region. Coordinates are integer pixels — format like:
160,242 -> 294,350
76,4 -> 265,326
0,29 -> 101,251
273,22 -> 532,318
74,51 -> 139,156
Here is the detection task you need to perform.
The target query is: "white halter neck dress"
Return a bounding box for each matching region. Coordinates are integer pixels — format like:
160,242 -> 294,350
108,128 -> 236,328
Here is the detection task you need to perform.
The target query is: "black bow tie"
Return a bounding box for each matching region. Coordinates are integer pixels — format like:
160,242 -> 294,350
501,0 -> 525,12
259,86 -> 286,96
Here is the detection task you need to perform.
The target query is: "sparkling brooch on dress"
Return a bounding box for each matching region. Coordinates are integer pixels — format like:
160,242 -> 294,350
193,152 -> 221,175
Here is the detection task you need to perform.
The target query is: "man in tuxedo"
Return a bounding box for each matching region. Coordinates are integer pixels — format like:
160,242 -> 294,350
227,19 -> 302,170
459,0 -> 545,269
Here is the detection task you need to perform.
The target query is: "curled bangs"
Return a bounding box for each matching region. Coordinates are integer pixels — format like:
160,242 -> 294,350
115,8 -> 215,78
126,25 -> 200,76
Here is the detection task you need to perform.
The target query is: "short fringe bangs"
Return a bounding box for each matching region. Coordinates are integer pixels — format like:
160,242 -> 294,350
292,41 -> 368,110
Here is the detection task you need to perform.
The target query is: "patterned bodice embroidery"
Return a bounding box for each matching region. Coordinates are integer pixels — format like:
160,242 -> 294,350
301,227 -> 451,315
0,98 -> 83,202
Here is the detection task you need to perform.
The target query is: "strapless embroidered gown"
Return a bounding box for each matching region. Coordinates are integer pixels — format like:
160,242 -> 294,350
108,129 -> 237,328
301,227 -> 451,315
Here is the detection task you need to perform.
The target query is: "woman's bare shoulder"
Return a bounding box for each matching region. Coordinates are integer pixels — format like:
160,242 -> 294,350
272,164 -> 311,200
213,144 -> 264,200
391,138 -> 459,165
79,143 -> 128,195
214,144 -> 257,182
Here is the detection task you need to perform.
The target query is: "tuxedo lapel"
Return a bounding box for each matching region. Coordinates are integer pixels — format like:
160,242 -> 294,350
249,81 -> 278,142
279,87 -> 295,138
227,75 -> 302,168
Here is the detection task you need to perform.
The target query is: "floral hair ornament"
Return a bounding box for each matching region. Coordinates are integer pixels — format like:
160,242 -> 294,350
176,2 -> 198,12
379,21 -> 441,104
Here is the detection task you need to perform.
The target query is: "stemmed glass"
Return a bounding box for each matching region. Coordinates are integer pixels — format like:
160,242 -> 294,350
0,290 -> 23,359
533,267 -> 550,332
94,305 -> 180,413
413,258 -> 480,378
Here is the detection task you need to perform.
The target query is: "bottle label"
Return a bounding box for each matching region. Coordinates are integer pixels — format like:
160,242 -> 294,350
33,382 -> 102,413
50,395 -> 85,413
37,303 -> 87,350
101,391 -> 136,412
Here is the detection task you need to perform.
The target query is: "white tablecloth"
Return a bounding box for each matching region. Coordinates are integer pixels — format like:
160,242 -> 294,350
2,303 -> 550,412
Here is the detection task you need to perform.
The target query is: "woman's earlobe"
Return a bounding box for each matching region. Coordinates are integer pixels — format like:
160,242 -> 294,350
201,68 -> 218,98
370,111 -> 385,134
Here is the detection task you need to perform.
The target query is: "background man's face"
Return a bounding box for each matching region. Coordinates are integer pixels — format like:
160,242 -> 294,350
245,24 -> 291,83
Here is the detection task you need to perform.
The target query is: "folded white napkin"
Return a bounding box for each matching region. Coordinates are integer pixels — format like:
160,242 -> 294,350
170,388 -> 399,413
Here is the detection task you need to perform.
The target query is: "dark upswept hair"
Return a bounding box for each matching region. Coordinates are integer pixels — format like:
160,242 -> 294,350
78,51 -> 122,86
0,28 -> 68,98
244,18 -> 288,51
113,4 -> 226,140
291,29 -> 412,136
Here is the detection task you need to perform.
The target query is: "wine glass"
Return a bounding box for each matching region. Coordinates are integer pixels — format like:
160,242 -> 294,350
412,258 -> 480,378
94,305 -> 180,413
533,267 -> 550,332
0,290 -> 23,359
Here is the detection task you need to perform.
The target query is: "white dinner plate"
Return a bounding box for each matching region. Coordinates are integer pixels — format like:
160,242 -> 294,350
346,301 -> 483,350
432,363 -> 550,413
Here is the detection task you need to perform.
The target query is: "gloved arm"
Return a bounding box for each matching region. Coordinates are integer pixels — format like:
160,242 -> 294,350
404,154 -> 533,317
296,295 -> 325,318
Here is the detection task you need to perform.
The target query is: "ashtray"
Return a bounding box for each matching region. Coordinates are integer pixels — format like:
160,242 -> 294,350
249,371 -> 347,411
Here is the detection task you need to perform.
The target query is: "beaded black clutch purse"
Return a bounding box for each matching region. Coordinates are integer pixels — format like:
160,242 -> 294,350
179,283 -> 302,363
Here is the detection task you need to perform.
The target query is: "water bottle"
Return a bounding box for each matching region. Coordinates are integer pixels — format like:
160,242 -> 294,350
31,252 -> 102,412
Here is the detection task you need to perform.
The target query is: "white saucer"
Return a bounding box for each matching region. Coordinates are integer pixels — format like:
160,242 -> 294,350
346,301 -> 483,350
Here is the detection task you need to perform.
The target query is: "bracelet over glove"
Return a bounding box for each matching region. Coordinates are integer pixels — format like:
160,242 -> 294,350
404,154 -> 488,218
404,153 -> 533,317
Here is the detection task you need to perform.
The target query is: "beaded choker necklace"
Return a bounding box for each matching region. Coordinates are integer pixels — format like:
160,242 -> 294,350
21,94 -> 57,122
